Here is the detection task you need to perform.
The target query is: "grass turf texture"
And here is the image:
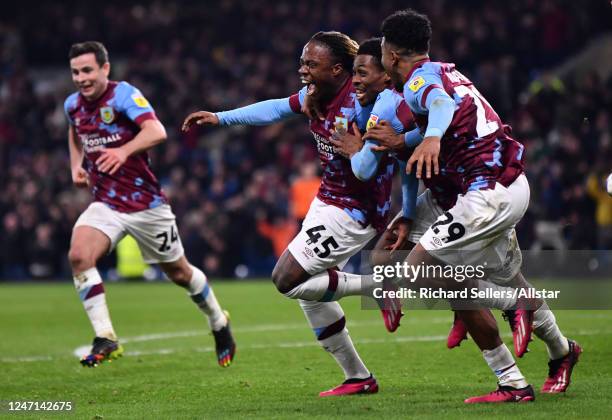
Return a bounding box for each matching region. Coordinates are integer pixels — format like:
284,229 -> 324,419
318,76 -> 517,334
1,281 -> 611,419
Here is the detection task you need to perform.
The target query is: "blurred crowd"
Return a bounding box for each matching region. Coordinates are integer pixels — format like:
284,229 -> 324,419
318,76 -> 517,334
1,0 -> 611,280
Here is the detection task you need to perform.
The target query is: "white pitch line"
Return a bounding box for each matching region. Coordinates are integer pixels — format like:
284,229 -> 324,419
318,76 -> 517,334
121,317 -> 453,344
66,327 -> 612,360
0,355 -> 53,363
3,322 -> 611,364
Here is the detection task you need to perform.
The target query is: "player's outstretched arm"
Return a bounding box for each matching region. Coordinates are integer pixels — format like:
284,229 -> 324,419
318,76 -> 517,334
96,119 -> 167,175
181,111 -> 220,131
182,97 -> 297,132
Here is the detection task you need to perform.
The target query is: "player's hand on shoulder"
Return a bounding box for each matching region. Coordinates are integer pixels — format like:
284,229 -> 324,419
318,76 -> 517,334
330,122 -> 363,158
365,120 -> 404,152
407,136 -> 440,179
72,167 -> 89,188
96,147 -> 128,175
181,111 -> 219,131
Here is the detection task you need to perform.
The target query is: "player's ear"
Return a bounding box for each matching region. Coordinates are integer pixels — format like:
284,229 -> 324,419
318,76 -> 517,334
102,62 -> 111,77
331,63 -> 344,77
391,50 -> 400,66
383,72 -> 391,85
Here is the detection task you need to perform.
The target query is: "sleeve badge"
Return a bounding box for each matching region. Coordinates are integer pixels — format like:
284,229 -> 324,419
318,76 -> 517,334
408,76 -> 426,92
366,114 -> 379,131
131,93 -> 150,108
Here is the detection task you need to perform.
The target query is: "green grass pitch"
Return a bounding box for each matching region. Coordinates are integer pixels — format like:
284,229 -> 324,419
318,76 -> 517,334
1,281 -> 611,419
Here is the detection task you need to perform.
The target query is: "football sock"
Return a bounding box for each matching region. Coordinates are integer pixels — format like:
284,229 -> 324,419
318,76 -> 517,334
284,269 -> 372,301
73,267 -> 117,341
533,304 -> 569,360
482,343 -> 528,388
188,265 -> 227,331
299,299 -> 370,380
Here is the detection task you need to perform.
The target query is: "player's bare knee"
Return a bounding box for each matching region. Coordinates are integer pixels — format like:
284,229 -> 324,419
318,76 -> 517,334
271,267 -> 295,294
68,247 -> 94,272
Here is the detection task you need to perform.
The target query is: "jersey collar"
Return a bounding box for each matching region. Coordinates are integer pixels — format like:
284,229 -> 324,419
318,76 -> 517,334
404,58 -> 431,83
323,76 -> 353,112
79,81 -> 115,110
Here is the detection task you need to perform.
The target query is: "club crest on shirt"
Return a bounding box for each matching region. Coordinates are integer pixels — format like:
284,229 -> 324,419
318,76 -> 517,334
366,114 -> 379,131
334,116 -> 348,130
131,93 -> 150,108
408,76 -> 425,92
100,106 -> 115,124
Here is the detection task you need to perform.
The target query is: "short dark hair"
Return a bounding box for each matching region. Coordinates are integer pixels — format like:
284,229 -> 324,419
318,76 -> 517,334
381,9 -> 431,55
357,37 -> 384,70
68,41 -> 109,66
310,31 -> 359,72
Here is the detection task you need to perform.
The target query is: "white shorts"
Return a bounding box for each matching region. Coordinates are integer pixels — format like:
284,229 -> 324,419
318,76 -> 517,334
74,202 -> 184,264
288,198 -> 377,275
390,174 -> 529,284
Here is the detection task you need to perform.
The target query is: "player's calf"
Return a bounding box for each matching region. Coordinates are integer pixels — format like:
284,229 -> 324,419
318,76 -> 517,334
161,257 -> 234,366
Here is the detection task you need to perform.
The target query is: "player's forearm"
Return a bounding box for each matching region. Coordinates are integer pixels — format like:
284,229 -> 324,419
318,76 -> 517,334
424,93 -> 455,138
216,98 -> 295,126
69,148 -> 84,172
400,168 -> 419,220
121,120 -> 167,156
404,127 -> 424,148
68,128 -> 84,170
350,140 -> 382,181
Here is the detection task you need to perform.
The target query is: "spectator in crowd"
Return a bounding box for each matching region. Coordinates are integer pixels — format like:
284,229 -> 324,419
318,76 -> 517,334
0,0 -> 610,279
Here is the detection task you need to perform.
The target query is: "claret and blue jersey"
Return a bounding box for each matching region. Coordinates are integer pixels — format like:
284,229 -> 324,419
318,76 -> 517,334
402,59 -> 525,210
64,81 -> 167,213
350,88 -> 419,221
216,77 -> 399,233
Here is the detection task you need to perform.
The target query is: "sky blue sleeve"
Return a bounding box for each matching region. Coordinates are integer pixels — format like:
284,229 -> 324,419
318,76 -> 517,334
423,89 -> 455,138
63,93 -> 78,126
403,64 -> 444,114
115,82 -> 156,122
351,91 -> 404,181
350,140 -> 382,181
370,91 -> 398,125
216,98 -> 295,126
400,168 -> 418,220
404,127 -> 423,148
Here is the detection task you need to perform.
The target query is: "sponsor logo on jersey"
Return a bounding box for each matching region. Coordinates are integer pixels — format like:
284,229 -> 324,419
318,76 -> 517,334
312,131 -> 335,159
131,93 -> 150,108
408,76 -> 425,92
79,132 -> 122,152
366,114 -> 379,131
100,106 -> 115,124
